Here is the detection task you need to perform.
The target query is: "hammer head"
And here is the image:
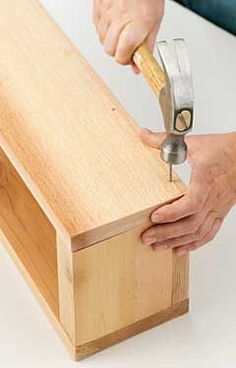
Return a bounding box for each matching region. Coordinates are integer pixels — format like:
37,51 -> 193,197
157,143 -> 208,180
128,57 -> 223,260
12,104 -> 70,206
157,39 -> 194,165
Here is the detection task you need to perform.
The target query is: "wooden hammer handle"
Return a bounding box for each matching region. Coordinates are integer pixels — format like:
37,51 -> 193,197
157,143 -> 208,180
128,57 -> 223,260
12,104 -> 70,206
133,42 -> 166,97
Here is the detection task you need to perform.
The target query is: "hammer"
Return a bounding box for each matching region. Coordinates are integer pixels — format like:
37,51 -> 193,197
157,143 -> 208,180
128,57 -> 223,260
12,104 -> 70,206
133,39 -> 194,182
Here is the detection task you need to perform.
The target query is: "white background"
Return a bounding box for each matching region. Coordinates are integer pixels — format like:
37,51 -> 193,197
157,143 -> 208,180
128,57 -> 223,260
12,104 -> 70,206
0,1 -> 236,366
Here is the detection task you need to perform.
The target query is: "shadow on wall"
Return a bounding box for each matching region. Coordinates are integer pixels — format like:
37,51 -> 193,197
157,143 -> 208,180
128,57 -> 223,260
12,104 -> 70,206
174,0 -> 236,35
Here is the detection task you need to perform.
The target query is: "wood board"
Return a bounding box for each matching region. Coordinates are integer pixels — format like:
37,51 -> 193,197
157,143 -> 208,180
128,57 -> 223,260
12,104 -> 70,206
0,0 -> 185,250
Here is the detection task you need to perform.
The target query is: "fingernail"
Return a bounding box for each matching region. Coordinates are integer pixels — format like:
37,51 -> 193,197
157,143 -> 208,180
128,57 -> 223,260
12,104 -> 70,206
151,214 -> 163,223
144,238 -> 156,246
154,244 -> 168,251
176,250 -> 187,256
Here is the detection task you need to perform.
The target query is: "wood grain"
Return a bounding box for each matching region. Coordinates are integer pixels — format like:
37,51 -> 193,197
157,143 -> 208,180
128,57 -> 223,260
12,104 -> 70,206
0,0 -> 185,250
0,228 -> 77,361
0,147 -> 58,316
56,224 -> 189,358
172,253 -> 189,305
57,235 -> 77,344
134,42 -> 166,96
75,299 -> 189,361
72,226 -> 173,345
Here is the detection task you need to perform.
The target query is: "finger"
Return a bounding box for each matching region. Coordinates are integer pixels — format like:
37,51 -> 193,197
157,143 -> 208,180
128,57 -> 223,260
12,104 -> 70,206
142,204 -> 216,245
92,0 -> 101,27
97,18 -> 111,44
139,128 -> 166,149
131,62 -> 140,74
142,214 -> 200,245
103,21 -> 127,57
175,218 -> 223,256
151,210 -> 216,250
151,168 -> 211,223
115,20 -> 150,65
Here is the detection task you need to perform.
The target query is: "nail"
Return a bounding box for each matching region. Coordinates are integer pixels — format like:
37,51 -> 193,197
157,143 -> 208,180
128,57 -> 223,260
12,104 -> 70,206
176,250 -> 187,256
151,214 -> 163,223
144,238 -> 156,246
153,244 -> 168,251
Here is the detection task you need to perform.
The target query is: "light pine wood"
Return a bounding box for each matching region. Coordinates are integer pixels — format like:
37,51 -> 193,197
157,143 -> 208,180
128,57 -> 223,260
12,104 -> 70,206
57,235 -> 77,344
75,299 -> 189,361
172,253 -> 189,305
73,226 -> 173,345
56,224 -> 174,346
133,42 -> 166,96
56,226 -> 189,360
0,0 -> 185,251
0,228 -> 77,360
0,147 -> 58,316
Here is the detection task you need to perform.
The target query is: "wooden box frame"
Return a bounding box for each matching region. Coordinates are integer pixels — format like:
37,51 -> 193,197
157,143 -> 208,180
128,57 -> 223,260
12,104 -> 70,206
0,0 -> 189,360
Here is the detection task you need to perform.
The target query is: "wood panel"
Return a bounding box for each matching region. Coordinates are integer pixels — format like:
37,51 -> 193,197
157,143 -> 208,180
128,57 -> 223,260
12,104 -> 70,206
0,0 -> 185,250
0,228 -> 77,360
0,147 -> 58,316
75,299 -> 189,361
72,226 -> 173,345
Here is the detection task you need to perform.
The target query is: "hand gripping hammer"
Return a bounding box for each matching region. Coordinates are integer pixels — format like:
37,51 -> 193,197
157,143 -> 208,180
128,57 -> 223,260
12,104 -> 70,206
133,39 -> 194,182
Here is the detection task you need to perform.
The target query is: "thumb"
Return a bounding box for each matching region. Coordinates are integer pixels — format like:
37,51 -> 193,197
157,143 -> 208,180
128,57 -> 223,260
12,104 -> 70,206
139,128 -> 166,149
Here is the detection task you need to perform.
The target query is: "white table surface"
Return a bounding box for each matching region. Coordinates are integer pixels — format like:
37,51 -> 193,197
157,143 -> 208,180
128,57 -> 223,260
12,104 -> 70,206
0,1 -> 236,367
